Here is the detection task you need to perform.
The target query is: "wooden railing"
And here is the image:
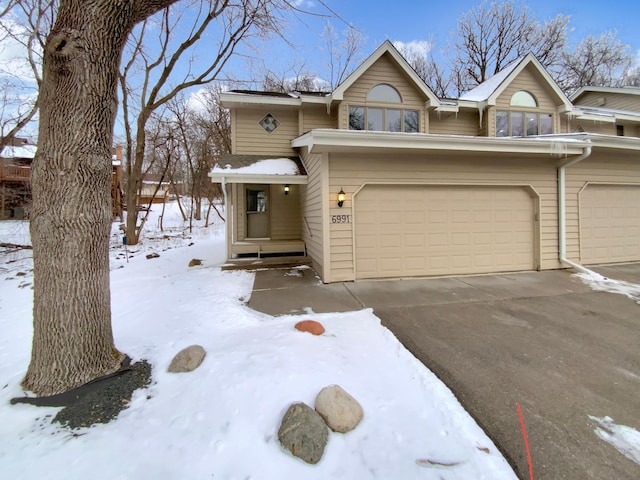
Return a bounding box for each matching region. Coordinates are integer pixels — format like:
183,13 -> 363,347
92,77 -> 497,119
0,165 -> 31,182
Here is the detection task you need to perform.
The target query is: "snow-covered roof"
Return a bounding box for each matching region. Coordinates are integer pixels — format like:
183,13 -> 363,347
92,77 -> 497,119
209,155 -> 307,184
1,145 -> 37,159
459,59 -> 521,102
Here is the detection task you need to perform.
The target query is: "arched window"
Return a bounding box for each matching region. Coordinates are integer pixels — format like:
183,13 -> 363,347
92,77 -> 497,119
510,91 -> 537,108
367,84 -> 402,103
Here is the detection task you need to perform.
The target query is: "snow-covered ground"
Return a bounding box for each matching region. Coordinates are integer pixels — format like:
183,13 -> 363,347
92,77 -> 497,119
0,201 -> 536,479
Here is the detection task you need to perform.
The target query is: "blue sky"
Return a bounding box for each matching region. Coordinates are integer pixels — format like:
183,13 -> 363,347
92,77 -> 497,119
248,0 -> 640,84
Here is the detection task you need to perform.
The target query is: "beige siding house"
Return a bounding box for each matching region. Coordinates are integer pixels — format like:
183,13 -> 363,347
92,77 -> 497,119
210,41 -> 640,283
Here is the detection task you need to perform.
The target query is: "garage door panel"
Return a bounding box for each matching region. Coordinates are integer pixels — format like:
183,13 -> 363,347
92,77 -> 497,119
355,185 -> 535,279
581,185 -> 640,264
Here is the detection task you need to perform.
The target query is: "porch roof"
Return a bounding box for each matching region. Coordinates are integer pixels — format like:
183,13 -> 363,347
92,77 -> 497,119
208,155 -> 308,184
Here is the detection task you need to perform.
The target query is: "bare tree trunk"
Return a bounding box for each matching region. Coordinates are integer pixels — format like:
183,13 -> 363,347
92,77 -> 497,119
24,0 -> 178,397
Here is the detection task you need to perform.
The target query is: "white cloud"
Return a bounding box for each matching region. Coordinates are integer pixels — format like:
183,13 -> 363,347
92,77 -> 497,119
393,39 -> 433,59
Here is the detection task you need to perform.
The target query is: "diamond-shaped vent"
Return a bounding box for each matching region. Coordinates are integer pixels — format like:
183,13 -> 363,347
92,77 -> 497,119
259,113 -> 280,134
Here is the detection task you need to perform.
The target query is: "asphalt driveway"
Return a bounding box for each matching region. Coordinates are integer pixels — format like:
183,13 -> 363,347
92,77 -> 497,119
249,266 -> 640,479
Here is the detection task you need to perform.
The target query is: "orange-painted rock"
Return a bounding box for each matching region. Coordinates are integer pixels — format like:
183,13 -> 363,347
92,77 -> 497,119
295,320 -> 325,335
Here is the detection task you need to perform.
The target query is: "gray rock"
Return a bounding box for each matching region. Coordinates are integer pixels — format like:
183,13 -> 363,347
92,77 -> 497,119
278,402 -> 328,464
315,385 -> 363,433
167,345 -> 206,373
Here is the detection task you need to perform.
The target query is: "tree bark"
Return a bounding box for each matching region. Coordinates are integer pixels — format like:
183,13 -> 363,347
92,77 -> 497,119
24,0 -> 178,396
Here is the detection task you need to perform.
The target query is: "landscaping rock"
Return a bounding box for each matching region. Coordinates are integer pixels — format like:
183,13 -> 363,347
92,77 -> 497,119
146,253 -> 160,259
315,385 -> 363,433
278,402 -> 328,464
294,320 -> 325,335
188,258 -> 202,267
167,345 -> 206,373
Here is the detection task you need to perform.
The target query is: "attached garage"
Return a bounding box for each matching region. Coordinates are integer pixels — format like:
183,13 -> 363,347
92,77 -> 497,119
580,184 -> 640,264
354,184 -> 538,279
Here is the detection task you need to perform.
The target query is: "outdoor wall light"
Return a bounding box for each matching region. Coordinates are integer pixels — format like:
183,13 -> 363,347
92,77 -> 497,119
337,188 -> 345,207
284,184 -> 290,195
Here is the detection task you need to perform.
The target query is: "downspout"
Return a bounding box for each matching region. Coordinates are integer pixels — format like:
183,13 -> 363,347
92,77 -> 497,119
558,144 -> 592,273
222,177 -> 229,261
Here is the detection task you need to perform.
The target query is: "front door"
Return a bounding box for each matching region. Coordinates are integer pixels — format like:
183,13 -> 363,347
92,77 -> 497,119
246,185 -> 269,238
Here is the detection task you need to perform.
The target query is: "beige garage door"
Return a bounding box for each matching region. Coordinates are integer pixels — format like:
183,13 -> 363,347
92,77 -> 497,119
580,184 -> 640,264
355,185 -> 536,279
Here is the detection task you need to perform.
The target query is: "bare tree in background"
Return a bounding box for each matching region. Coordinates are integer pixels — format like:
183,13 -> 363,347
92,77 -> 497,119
322,22 -> 365,89
394,39 -> 450,98
0,0 -> 53,150
260,60 -> 328,92
119,0 -> 294,246
558,31 -> 634,93
450,1 -> 568,95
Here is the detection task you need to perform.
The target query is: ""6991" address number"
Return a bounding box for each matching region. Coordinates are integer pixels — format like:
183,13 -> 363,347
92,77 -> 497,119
331,215 -> 351,224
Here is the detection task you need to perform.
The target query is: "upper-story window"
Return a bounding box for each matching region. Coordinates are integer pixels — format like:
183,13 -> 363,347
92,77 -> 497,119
510,91 -> 537,108
367,84 -> 402,103
496,90 -> 553,137
349,83 -> 419,133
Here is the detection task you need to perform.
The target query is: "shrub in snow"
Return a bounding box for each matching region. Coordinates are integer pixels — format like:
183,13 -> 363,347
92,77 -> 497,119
278,402 -> 328,464
167,345 -> 206,373
315,385 -> 363,433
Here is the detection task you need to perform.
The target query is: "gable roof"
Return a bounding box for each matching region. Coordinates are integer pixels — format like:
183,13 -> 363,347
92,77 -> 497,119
330,40 -> 440,108
459,53 -> 573,111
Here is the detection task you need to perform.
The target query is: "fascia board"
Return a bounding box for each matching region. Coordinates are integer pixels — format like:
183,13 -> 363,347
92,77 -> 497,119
586,134 -> 640,151
291,129 -> 590,155
220,93 -> 301,108
208,173 -> 308,184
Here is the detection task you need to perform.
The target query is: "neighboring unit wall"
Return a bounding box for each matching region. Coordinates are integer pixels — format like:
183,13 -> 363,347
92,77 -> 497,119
327,154 -> 561,282
234,107 -> 298,155
564,154 -> 640,263
300,151 -> 325,277
428,110 -> 479,136
302,104 -> 337,132
338,52 -> 428,131
575,92 -> 640,113
568,120 -> 617,135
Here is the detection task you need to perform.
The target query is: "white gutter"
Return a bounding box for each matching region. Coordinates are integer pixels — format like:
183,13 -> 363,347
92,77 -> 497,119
558,145 -> 593,274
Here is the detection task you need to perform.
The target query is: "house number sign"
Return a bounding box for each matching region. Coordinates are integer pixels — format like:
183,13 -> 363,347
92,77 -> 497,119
331,215 -> 351,224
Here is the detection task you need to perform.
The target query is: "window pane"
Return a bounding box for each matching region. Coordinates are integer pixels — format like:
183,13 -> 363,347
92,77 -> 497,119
349,106 -> 364,130
386,109 -> 401,132
525,112 -> 538,136
368,108 -> 383,131
404,110 -> 419,133
247,189 -> 267,212
540,114 -> 553,135
511,91 -> 537,107
367,84 -> 402,103
511,112 -> 523,137
496,111 -> 509,137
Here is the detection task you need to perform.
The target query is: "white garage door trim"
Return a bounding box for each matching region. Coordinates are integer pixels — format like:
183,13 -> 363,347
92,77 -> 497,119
578,182 -> 640,265
352,181 -> 541,279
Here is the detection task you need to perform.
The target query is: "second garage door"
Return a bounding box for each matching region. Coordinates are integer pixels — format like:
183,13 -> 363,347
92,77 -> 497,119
354,185 -> 536,279
580,184 -> 640,264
